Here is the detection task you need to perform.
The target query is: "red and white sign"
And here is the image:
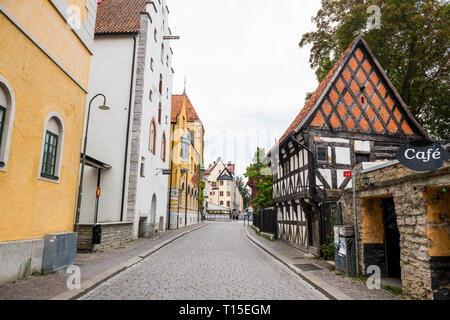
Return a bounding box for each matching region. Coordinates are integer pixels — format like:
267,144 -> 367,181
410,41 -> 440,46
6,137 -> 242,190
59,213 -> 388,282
344,171 -> 352,178
96,187 -> 101,198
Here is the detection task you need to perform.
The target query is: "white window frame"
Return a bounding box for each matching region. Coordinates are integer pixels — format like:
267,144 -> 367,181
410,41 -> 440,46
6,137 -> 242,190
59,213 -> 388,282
38,112 -> 65,183
0,75 -> 15,172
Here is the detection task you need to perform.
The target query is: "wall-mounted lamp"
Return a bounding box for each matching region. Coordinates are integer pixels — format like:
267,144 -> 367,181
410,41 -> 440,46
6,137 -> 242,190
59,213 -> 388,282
363,175 -> 374,187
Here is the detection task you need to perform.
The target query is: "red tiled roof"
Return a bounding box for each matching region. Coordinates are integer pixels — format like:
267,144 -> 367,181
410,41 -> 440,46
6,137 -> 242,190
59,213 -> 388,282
95,0 -> 147,34
269,37 -> 359,155
171,94 -> 201,123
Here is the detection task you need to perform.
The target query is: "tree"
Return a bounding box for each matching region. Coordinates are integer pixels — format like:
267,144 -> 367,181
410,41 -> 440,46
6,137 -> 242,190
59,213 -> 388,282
244,148 -> 273,212
237,177 -> 249,210
299,0 -> 449,140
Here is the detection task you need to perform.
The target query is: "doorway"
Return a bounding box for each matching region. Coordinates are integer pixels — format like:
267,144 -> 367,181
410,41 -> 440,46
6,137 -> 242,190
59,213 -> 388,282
381,197 -> 401,278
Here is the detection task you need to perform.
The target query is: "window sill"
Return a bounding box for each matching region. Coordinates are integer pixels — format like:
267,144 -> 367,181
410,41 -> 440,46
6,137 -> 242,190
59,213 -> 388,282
39,174 -> 60,183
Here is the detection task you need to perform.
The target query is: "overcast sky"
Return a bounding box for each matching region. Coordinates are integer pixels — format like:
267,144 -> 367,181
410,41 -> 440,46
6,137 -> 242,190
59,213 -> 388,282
169,0 -> 322,178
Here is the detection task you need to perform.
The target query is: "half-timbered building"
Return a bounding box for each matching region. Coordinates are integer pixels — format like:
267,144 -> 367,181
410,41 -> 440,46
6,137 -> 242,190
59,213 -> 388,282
266,37 -> 429,255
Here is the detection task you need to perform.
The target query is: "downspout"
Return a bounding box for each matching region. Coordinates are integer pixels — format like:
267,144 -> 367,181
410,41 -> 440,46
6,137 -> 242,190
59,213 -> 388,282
167,117 -> 178,229
120,33 -> 137,221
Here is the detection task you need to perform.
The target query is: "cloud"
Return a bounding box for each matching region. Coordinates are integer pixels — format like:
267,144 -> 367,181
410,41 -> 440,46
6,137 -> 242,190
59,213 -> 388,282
169,0 -> 322,177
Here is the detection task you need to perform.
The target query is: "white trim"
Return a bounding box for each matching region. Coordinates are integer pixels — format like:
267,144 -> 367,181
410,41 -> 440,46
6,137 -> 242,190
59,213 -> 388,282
0,5 -> 88,93
0,75 -> 15,172
37,112 -> 65,184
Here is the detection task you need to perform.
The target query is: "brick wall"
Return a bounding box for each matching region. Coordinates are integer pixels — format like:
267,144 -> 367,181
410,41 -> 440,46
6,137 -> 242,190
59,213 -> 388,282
77,222 -> 133,251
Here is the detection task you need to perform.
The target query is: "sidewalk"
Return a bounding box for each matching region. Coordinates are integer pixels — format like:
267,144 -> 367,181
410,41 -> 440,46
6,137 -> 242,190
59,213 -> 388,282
0,223 -> 207,300
244,224 -> 407,300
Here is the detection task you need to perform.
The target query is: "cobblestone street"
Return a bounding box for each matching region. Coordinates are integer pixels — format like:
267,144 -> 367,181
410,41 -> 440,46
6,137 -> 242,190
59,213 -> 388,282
80,222 -> 327,300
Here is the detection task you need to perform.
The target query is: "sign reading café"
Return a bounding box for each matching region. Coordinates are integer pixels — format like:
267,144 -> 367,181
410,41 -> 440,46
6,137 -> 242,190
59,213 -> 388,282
396,140 -> 450,172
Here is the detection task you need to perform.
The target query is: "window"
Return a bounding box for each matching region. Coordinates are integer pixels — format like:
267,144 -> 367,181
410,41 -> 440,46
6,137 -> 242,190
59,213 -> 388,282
227,201 -> 230,207
161,133 -> 166,162
159,74 -> 163,94
158,103 -> 162,124
41,131 -> 58,178
149,120 -> 156,155
227,191 -> 231,197
220,181 -> 224,186
0,106 -> 5,153
0,77 -> 15,170
140,157 -> 145,177
220,201 -> 224,206
161,43 -> 164,63
150,58 -> 154,71
149,90 -> 153,101
220,191 -> 224,196
154,29 -> 157,42
166,55 -> 169,67
317,147 -> 327,162
355,153 -> 371,165
39,113 -> 64,181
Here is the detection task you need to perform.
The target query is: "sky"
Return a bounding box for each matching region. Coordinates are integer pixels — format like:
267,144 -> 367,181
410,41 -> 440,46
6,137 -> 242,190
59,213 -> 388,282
169,0 -> 322,179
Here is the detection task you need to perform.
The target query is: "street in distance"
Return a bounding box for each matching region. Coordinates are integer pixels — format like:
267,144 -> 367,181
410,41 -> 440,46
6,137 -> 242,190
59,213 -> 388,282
179,305 -> 271,317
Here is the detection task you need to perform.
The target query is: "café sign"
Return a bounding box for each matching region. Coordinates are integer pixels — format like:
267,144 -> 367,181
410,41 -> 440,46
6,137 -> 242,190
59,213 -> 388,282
396,140 -> 450,172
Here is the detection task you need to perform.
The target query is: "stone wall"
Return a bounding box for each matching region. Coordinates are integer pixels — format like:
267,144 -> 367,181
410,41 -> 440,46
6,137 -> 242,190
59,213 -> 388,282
341,161 -> 450,300
77,222 -> 133,251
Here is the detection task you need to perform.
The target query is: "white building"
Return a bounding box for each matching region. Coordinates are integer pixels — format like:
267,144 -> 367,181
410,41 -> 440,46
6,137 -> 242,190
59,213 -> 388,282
77,0 -> 174,249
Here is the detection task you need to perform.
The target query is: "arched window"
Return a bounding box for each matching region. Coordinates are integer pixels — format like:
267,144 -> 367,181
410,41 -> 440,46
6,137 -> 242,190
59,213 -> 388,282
149,120 -> 156,155
39,112 -> 64,181
0,76 -> 15,170
161,132 -> 166,162
159,74 -> 163,94
158,103 -> 162,124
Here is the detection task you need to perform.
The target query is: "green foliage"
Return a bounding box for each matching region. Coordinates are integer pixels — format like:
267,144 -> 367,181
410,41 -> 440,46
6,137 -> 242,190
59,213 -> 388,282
245,148 -> 273,211
382,285 -> 403,297
237,177 -> 249,210
299,0 -> 450,140
198,180 -> 205,213
320,234 -> 335,261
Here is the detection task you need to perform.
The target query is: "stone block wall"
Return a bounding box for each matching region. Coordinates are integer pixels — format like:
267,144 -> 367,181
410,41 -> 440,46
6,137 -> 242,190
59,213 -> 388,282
341,161 -> 450,300
77,222 -> 133,251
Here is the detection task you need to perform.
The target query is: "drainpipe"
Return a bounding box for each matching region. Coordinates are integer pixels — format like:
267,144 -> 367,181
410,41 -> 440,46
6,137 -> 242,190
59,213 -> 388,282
352,171 -> 360,275
120,34 -> 137,222
167,115 -> 180,230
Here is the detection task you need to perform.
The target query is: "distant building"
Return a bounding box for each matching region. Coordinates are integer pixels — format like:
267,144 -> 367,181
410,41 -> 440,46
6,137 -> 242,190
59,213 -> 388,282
205,159 -> 240,214
168,94 -> 204,228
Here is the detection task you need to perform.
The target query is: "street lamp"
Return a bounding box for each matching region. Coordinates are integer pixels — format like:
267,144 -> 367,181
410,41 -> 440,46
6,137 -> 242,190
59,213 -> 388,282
74,93 -> 110,232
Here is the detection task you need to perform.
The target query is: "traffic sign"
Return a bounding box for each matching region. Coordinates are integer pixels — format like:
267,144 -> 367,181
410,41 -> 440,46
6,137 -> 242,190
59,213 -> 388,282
344,171 -> 352,178
96,187 -> 101,198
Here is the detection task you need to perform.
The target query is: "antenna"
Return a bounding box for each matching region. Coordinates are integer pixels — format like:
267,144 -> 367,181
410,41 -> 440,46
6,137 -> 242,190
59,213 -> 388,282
183,76 -> 187,94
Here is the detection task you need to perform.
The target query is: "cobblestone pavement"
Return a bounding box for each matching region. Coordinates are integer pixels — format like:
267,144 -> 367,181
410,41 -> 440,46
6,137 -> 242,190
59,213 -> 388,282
80,222 -> 328,300
0,223 -> 203,300
245,225 -> 407,300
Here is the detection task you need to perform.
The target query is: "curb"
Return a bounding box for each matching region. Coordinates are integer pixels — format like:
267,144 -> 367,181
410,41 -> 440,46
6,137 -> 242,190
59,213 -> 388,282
244,225 -> 352,300
50,223 -> 208,300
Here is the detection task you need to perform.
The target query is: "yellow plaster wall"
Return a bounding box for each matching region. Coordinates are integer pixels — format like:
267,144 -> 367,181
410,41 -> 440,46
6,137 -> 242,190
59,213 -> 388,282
0,15 -> 86,241
361,198 -> 385,244
424,188 -> 450,257
0,0 -> 91,86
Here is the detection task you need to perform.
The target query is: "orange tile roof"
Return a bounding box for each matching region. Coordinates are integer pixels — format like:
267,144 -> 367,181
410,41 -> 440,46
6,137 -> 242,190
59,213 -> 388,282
268,37 -> 359,155
95,0 -> 147,34
171,94 -> 201,123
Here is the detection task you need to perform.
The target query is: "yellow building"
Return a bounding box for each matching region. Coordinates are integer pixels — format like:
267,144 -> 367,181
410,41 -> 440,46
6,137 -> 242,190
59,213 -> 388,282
0,0 -> 97,283
168,94 -> 205,229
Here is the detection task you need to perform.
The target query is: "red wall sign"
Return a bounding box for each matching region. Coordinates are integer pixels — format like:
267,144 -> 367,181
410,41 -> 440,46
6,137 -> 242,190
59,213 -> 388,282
344,171 -> 352,178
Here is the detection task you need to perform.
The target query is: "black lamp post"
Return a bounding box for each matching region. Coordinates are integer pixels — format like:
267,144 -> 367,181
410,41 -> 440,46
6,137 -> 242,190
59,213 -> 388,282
74,94 -> 110,232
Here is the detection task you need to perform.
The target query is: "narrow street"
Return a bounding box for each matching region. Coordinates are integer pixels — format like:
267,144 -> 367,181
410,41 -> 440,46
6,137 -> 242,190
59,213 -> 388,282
79,222 -> 327,300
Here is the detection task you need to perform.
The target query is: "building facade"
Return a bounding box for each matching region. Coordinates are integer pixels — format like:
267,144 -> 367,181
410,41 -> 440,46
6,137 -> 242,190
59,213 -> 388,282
168,94 -> 204,229
205,159 -> 240,214
77,0 -> 174,250
341,160 -> 449,300
266,37 -> 427,255
0,0 -> 97,283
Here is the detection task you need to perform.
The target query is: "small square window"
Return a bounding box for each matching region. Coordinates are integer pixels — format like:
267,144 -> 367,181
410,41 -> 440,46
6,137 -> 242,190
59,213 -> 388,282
317,147 -> 327,162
